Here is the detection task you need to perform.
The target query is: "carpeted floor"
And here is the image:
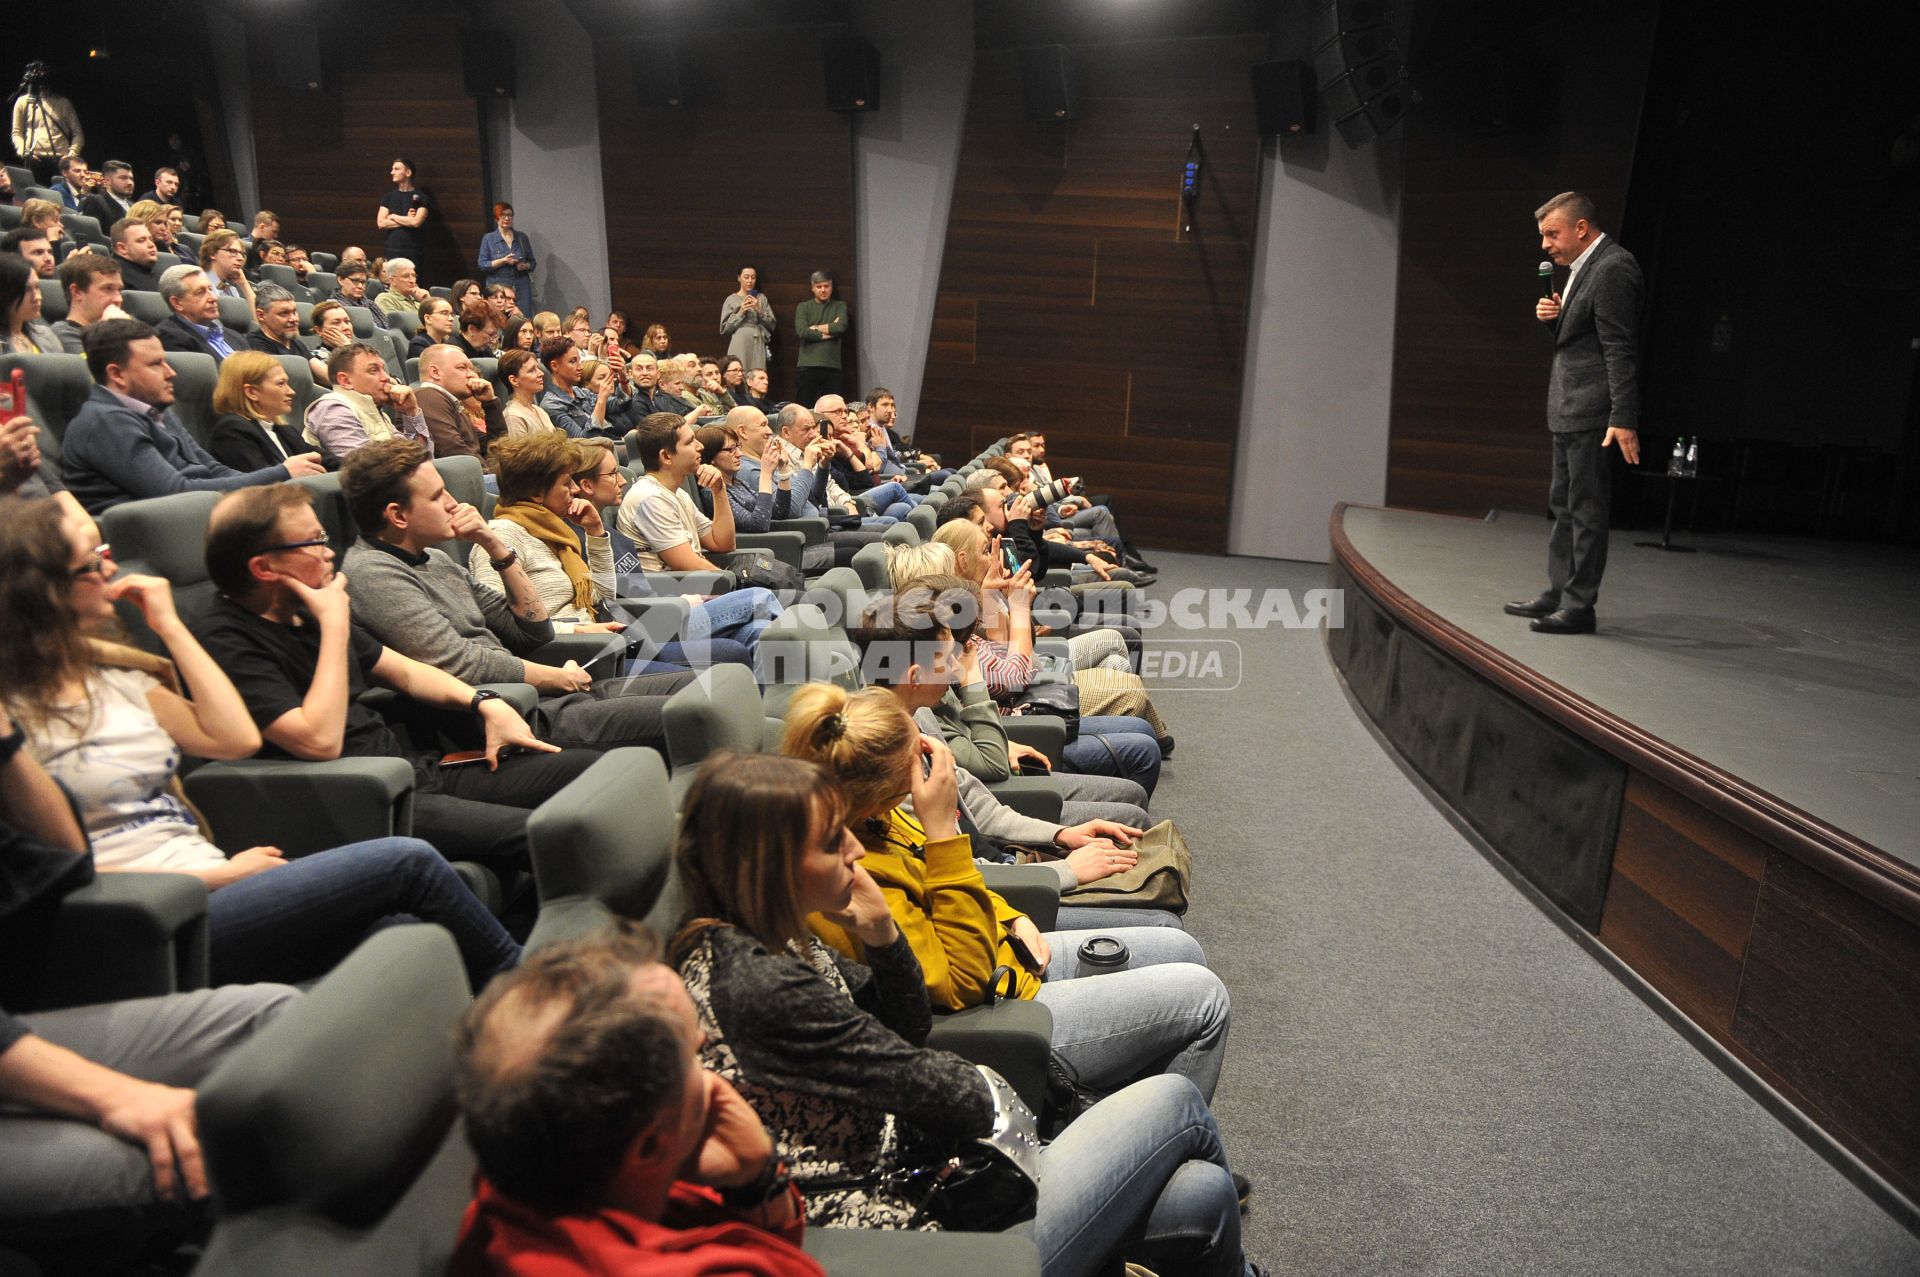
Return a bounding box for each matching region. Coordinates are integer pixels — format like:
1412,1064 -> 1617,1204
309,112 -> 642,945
1136,548 -> 1920,1276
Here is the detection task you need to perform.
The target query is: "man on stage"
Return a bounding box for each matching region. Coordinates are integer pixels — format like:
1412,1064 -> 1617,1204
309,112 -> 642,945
1506,190 -> 1643,635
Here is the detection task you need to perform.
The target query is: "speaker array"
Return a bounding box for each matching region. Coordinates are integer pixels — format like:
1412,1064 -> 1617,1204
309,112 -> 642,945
1308,0 -> 1412,147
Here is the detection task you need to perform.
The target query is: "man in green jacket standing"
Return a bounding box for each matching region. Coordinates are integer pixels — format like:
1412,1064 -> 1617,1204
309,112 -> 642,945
793,269 -> 848,408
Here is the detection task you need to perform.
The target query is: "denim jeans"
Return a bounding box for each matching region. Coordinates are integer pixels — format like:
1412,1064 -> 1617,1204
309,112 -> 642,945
206,836 -> 522,989
687,585 -> 779,654
1054,904 -> 1185,931
1062,715 -> 1162,798
857,479 -> 919,521
1013,1073 -> 1248,1277
1034,927 -> 1229,1101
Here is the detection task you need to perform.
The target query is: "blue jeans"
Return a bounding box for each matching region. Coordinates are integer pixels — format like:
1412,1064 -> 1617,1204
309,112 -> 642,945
857,480 -> 919,521
206,837 -> 522,990
1015,1074 -> 1249,1277
1062,715 -> 1162,797
629,587 -> 780,673
1034,928 -> 1229,1101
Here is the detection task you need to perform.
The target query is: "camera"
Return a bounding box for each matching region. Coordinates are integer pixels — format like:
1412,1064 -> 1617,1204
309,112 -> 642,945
1033,475 -> 1081,507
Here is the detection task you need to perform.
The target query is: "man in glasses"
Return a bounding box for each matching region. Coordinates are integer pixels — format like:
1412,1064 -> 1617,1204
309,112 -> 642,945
61,319 -> 325,515
191,483 -> 601,871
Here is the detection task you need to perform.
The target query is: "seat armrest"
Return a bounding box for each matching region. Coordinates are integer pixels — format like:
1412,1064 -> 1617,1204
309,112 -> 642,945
642,569 -> 735,594
732,531 -> 804,571
983,775 -> 1064,824
1031,637 -> 1073,679
926,1000 -> 1054,1112
770,516 -> 828,546
19,873 -> 210,1010
473,683 -> 537,716
525,632 -> 626,678
978,863 -> 1060,931
1002,717 -> 1066,765
804,1228 -> 1041,1274
185,758 -> 416,856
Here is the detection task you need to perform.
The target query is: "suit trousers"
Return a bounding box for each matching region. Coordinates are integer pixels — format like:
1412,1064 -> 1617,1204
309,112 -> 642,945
1546,427 -> 1612,615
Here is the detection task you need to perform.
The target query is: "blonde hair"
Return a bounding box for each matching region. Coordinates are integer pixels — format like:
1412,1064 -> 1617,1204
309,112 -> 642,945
780,684 -> 917,822
21,198 -> 61,232
931,519 -> 988,579
129,199 -> 165,226
885,541 -> 956,592
531,310 -> 562,335
213,351 -> 288,420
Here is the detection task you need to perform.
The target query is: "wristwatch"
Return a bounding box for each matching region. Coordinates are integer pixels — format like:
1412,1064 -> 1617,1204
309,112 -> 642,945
718,1155 -> 791,1210
488,548 -> 519,572
469,689 -> 502,715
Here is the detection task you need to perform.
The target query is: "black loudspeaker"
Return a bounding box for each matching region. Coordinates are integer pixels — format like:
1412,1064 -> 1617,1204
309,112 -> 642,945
1307,0 -> 1390,53
272,22 -> 326,92
1019,45 -> 1078,121
822,35 -> 880,112
1333,79 -> 1412,147
1249,60 -> 1316,137
628,39 -> 686,109
1320,61 -> 1397,120
460,33 -> 515,98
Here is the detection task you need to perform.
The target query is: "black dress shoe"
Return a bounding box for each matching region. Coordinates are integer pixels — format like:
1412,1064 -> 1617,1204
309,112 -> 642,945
1529,608 -> 1596,634
1124,553 -> 1160,573
1503,593 -> 1558,618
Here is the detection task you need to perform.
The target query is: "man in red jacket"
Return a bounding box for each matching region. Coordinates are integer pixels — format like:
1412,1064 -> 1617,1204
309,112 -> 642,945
449,924 -> 823,1276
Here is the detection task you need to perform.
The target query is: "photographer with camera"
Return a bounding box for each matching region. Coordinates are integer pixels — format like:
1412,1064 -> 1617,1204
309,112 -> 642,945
9,61 -> 83,185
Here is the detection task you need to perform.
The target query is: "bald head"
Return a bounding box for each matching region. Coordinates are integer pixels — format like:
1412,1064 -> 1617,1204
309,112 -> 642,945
726,404 -> 772,457
419,343 -> 479,396
813,394 -> 847,415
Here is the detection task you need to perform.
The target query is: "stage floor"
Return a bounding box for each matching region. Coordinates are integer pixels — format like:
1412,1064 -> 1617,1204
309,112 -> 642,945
1339,506 -> 1920,871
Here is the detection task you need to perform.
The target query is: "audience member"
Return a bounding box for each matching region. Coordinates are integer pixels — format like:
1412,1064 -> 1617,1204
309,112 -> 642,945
130,201 -> 192,270
60,320 -> 325,512
377,158 -> 430,265
137,166 -> 183,207
670,754 -> 1256,1275
197,228 -> 254,308
719,265 -> 776,373
478,202 -> 534,316
2,224 -> 57,278
303,341 -> 427,459
108,216 -> 163,292
616,412 -> 746,574
308,298 -> 359,369
498,348 -> 560,438
449,924 -> 824,1277
18,198 -> 71,261
189,483 -> 599,869
246,281 -> 329,384
199,209 -> 228,235
818,395 -> 919,519
772,402 -> 895,529
339,439 -> 703,751
154,264 -> 235,363
793,270 -> 847,406
416,343 -> 502,460
737,365 -> 774,412
538,337 -> 625,439
208,352 -> 331,474
485,282 -> 518,327
456,299 -> 499,357
80,160 -> 135,229
52,251 -> 125,353
49,154 -> 91,210
376,257 -> 430,317
409,295 -> 456,358
328,262 -> 391,330
0,496 -> 520,988
0,254 -> 58,355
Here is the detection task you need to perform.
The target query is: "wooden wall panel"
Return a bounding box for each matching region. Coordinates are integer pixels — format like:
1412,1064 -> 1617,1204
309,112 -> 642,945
591,27 -> 854,399
919,35 -> 1265,552
247,5 -> 486,289
1383,3 -> 1659,516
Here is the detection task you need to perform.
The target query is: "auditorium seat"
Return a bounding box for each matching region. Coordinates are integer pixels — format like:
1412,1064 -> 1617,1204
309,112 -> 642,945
271,353 -> 321,420
906,501 -> 939,540
404,357 -> 418,383
305,269 -> 336,297
309,251 -> 338,272
22,184 -> 61,206
9,872 -> 209,1014
524,747 -> 679,951
119,289 -> 169,327
162,351 -> 220,445
179,213 -> 199,233
216,295 -> 253,334
882,520 -> 920,546
850,539 -> 890,590
343,305 -> 379,338
295,300 -> 314,332
257,262 -> 300,293
60,211 -> 107,246
0,205 -> 19,230
0,350 -> 94,443
428,285 -> 451,301
386,308 -> 421,339
37,277 -> 64,321
3,165 -> 32,192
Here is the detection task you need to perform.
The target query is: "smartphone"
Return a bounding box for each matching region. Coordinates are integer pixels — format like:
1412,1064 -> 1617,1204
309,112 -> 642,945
1003,542 -> 1021,574
438,749 -> 490,768
0,368 -> 25,425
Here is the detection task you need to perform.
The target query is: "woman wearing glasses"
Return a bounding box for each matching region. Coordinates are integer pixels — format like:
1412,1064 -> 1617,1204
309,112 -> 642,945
0,495 -> 521,990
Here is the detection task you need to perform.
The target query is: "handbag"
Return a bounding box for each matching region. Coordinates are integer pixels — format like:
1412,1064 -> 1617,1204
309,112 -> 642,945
728,552 -> 804,593
902,1064 -> 1043,1231
1018,819 -> 1192,916
1013,681 -> 1080,740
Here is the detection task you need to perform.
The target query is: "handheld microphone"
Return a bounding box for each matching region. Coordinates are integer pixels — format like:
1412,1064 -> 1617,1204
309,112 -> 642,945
1538,260 -> 1555,299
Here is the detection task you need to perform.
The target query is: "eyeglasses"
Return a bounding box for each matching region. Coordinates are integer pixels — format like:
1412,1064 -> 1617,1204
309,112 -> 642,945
70,543 -> 112,578
261,536 -> 331,555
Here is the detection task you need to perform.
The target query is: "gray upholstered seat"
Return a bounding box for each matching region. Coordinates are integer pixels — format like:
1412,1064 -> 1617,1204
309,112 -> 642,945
162,350 -> 220,445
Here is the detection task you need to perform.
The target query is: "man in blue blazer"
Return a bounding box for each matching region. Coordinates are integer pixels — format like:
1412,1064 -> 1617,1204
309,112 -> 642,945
60,319 -> 325,514
1505,191 -> 1643,635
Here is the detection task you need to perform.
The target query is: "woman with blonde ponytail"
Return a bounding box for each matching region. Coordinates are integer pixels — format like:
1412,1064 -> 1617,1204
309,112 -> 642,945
780,682 -> 1233,1105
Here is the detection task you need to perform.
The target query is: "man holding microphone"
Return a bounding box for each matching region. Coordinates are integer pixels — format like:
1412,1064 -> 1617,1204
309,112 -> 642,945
1505,191 -> 1644,635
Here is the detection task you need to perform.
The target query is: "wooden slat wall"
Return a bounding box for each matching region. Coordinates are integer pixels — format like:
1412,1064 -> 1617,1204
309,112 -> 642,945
919,36 -> 1265,553
246,9 -> 487,289
591,27 -> 855,397
1383,9 -> 1658,516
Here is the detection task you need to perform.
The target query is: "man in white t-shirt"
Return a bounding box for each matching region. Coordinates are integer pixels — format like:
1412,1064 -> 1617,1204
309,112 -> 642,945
616,411 -> 739,574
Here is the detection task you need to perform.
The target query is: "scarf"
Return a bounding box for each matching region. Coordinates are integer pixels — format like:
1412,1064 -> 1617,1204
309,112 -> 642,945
304,387 -> 395,449
492,499 -> 595,614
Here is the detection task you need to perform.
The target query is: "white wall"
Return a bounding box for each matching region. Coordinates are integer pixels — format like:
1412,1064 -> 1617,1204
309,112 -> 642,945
850,0 -> 973,436
1227,121 -> 1404,562
480,0 -> 611,318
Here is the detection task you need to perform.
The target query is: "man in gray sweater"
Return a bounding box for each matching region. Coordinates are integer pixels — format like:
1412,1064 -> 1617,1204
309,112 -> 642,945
337,439 -> 693,751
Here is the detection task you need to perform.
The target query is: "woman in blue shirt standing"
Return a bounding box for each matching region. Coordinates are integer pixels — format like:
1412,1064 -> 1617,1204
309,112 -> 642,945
478,202 -> 535,317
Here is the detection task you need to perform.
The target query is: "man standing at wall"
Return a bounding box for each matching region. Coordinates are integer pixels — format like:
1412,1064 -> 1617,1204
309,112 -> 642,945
793,269 -> 847,407
1505,191 -> 1642,636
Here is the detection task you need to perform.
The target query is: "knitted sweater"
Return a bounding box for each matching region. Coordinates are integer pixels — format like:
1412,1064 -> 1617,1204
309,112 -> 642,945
468,520 -> 614,632
339,538 -> 553,684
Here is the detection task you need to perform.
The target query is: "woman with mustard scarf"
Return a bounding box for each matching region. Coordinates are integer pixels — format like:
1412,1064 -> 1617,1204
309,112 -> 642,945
469,432 -> 623,635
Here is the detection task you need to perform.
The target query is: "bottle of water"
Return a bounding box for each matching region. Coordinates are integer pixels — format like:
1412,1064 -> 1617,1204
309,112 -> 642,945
1669,437 -> 1686,476
1684,439 -> 1699,477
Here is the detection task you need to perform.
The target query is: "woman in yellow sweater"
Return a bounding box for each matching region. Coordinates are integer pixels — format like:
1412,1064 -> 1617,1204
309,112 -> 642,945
782,683 -> 1231,1102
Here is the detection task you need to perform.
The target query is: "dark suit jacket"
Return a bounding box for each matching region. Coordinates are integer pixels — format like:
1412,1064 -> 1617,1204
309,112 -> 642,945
61,385 -> 287,514
154,313 -> 224,362
112,253 -> 162,293
416,383 -> 499,460
206,412 -> 335,474
1547,235 -> 1643,433
79,192 -> 130,230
